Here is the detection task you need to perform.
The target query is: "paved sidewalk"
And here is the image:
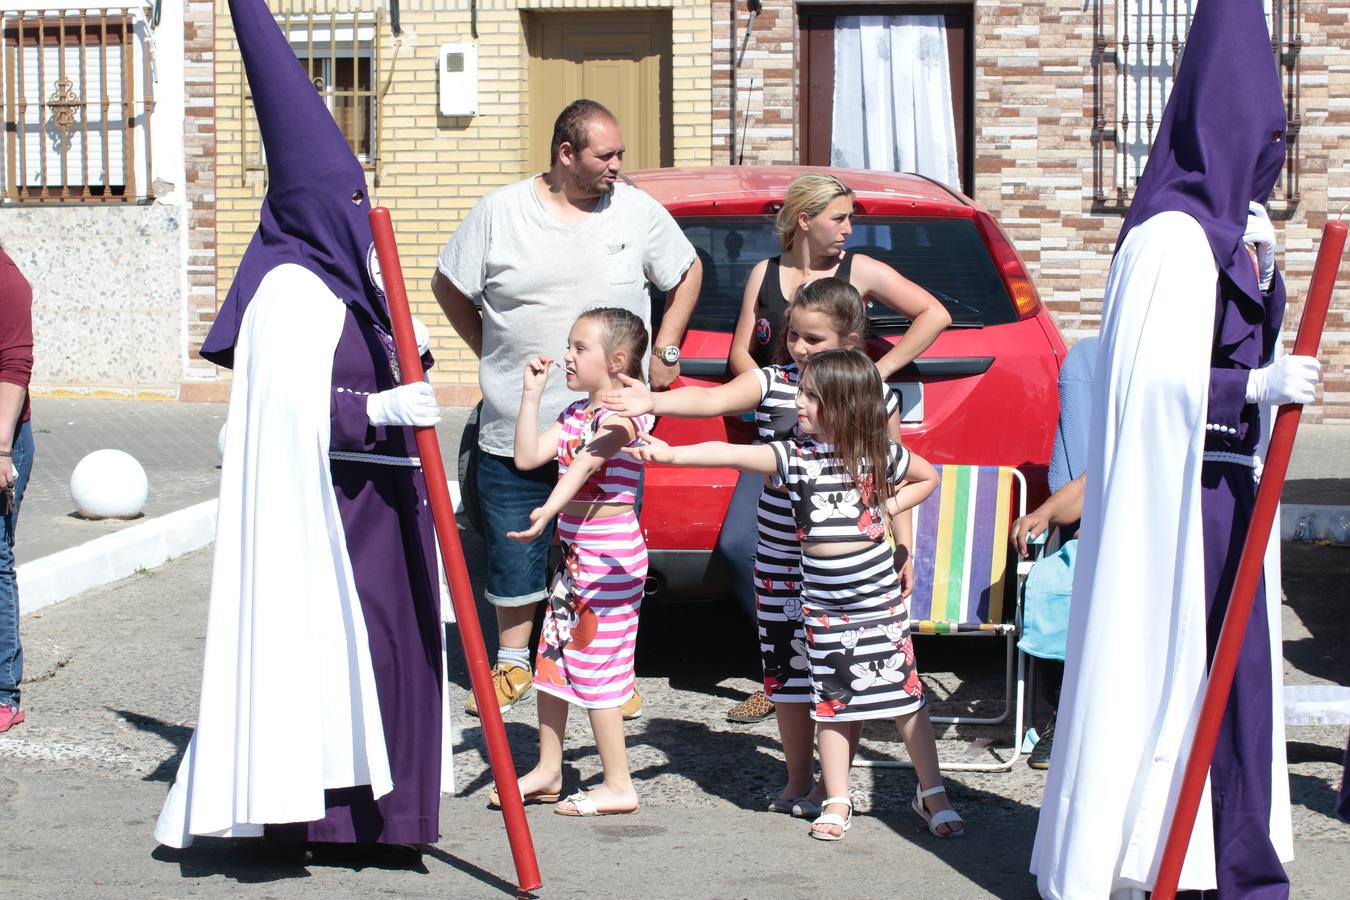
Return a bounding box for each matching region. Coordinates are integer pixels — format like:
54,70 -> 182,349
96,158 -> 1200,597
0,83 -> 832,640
21,398 -> 473,562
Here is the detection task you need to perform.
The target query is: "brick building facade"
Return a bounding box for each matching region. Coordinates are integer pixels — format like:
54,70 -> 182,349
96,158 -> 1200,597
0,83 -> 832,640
179,0 -> 1348,421
711,0 -> 1350,422
183,0 -> 714,405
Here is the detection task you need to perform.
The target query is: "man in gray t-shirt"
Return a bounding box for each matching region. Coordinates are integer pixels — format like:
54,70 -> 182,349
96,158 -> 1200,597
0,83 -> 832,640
433,99 -> 700,719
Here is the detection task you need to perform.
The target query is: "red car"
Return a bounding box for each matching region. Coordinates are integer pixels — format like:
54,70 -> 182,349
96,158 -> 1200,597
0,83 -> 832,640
626,165 -> 1067,601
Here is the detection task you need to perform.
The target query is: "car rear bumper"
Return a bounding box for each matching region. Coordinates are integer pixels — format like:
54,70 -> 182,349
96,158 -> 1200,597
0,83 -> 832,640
646,548 -> 729,602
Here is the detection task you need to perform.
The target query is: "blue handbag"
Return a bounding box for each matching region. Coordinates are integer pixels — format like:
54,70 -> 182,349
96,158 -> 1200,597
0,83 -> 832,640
1018,539 -> 1077,662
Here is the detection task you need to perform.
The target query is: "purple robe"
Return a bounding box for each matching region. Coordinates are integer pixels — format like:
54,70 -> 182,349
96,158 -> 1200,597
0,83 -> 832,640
265,312 -> 443,845
1109,0 -> 1291,892
162,0 -> 447,849
1190,280 -> 1288,897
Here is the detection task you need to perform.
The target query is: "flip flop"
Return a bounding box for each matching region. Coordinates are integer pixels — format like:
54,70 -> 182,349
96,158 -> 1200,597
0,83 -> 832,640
553,790 -> 640,817
486,784 -> 561,810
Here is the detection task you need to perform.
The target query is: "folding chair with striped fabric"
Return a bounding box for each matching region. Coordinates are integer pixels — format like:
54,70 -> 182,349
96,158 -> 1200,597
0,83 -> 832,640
856,464 -> 1030,773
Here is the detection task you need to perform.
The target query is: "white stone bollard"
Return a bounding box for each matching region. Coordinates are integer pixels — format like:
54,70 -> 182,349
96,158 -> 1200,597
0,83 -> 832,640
69,449 -> 149,519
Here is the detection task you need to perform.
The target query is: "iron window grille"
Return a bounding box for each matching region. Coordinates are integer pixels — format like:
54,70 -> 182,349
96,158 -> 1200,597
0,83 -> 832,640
1,8 -> 155,203
243,7 -> 382,182
1091,0 -> 1301,218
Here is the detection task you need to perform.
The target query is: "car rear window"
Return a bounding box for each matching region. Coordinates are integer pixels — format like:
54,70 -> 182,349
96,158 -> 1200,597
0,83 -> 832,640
659,216 -> 1016,333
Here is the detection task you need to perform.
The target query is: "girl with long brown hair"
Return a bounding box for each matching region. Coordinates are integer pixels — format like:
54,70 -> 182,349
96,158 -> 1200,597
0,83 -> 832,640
601,279 -> 905,818
718,171 -> 950,728
624,349 -> 963,841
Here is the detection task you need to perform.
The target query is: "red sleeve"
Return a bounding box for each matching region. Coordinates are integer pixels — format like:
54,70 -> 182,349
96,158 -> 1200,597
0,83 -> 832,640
0,258 -> 34,391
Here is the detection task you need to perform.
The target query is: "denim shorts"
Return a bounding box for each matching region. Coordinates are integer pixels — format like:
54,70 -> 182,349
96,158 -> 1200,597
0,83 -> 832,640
475,449 -> 558,607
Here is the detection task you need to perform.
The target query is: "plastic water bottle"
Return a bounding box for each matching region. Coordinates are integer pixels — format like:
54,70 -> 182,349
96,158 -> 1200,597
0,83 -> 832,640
1331,514 -> 1350,546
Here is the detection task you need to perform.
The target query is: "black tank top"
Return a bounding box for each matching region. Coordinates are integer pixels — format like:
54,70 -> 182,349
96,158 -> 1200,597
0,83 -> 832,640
750,254 -> 856,368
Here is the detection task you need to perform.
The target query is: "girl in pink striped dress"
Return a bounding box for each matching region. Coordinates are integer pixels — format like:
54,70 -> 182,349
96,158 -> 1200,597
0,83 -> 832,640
501,307 -> 653,817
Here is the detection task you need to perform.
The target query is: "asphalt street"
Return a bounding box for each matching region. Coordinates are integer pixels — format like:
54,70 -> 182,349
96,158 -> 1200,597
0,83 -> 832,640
2,527 -> 1347,897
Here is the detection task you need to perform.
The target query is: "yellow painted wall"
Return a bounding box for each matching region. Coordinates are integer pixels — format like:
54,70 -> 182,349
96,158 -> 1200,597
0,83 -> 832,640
209,0 -> 714,405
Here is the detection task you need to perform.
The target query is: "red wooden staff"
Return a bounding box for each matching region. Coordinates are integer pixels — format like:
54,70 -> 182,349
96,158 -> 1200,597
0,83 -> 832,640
1152,219 -> 1347,900
369,207 -> 543,894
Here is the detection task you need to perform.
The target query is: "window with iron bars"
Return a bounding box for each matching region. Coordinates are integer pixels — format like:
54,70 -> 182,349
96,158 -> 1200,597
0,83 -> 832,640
243,8 -> 381,180
1,9 -> 155,203
1091,0 -> 1301,218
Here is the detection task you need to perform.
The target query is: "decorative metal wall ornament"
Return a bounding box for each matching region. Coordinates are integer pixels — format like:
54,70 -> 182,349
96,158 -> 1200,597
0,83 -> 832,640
47,77 -> 84,134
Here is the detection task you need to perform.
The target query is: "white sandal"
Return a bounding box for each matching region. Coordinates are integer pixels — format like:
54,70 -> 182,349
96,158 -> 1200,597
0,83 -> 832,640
912,784 -> 965,838
553,789 -> 639,818
808,796 -> 853,842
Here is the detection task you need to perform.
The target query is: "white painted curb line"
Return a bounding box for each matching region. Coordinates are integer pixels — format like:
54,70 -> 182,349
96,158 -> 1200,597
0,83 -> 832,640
17,480 -> 463,616
17,498 -> 219,616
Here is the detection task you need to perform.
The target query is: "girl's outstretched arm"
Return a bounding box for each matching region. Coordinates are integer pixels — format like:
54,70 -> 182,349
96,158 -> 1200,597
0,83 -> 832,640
598,369 -> 763,420
507,417 -> 638,543
623,432 -> 778,476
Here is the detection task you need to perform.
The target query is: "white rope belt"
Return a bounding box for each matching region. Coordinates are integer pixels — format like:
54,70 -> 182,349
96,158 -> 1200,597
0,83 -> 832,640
1203,451 -> 1257,468
329,450 -> 422,467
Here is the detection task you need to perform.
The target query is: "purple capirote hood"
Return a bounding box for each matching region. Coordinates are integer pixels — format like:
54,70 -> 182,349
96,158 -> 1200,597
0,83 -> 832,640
1117,0 -> 1287,321
201,0 -> 390,369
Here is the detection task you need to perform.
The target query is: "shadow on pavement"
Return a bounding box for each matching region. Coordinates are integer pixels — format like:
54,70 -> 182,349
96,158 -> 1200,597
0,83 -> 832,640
870,777 -> 1042,900
627,717 -> 795,811
1280,542 -> 1350,687
152,839 -> 445,883
150,839 -> 313,885
447,719 -> 589,802
1289,770 -> 1345,822
110,708 -> 191,782
422,845 -> 527,896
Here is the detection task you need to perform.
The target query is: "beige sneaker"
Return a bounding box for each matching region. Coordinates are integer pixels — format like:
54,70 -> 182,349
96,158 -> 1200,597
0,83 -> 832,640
619,689 -> 643,721
465,663 -> 534,717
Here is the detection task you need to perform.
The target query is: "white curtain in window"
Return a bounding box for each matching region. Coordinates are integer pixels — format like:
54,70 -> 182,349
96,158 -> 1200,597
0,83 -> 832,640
831,15 -> 960,190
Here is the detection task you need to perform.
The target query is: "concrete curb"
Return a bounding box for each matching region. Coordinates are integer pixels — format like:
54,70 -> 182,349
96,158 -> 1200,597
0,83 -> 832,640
17,498 -> 219,615
16,481 -> 465,616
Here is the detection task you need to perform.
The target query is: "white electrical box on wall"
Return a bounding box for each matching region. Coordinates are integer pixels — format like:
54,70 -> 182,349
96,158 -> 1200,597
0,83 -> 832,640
438,43 -> 478,117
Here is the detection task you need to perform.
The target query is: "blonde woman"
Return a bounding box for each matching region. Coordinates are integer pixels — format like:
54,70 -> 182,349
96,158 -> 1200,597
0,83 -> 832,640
728,172 -> 950,378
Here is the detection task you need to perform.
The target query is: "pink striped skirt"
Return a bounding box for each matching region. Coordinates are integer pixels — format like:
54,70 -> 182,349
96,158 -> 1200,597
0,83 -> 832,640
534,511 -> 646,709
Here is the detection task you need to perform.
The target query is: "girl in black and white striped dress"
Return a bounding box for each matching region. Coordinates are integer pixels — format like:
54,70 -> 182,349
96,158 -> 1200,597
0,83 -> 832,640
602,279 -> 902,817
625,349 -> 964,841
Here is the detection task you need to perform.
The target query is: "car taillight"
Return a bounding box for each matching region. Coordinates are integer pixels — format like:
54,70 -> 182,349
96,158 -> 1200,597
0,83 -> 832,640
975,210 -> 1042,320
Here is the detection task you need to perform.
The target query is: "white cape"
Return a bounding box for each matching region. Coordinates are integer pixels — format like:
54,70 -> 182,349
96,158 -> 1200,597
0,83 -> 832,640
1030,212 -> 1292,898
155,265 -> 393,847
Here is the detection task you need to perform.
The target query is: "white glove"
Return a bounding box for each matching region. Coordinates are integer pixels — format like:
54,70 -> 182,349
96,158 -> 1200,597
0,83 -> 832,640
367,381 -> 441,427
1243,201 -> 1277,292
412,316 -> 430,357
1244,355 -> 1321,406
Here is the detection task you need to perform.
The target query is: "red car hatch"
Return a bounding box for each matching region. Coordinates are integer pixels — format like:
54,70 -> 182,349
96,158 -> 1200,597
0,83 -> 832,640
626,166 -> 1066,601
